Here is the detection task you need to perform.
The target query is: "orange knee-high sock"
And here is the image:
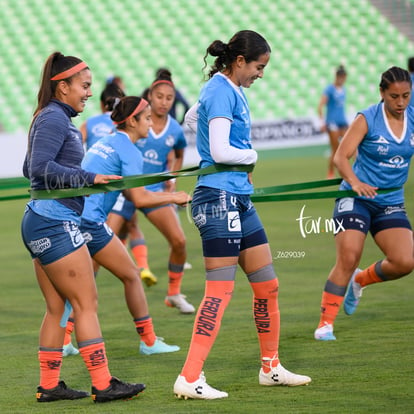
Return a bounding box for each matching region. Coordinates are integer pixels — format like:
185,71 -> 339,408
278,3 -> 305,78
134,316 -> 156,346
356,262 -> 385,287
63,318 -> 75,346
181,279 -> 234,382
38,348 -> 63,389
318,292 -> 344,327
130,239 -> 149,269
250,278 -> 280,372
78,339 -> 111,390
318,279 -> 347,327
167,263 -> 185,296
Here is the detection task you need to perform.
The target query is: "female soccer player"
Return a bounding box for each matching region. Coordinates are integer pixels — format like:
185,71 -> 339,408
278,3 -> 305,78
107,70 -> 194,314
80,96 -> 191,354
173,30 -> 311,400
318,65 -> 348,178
21,52 -> 145,403
314,66 -> 414,341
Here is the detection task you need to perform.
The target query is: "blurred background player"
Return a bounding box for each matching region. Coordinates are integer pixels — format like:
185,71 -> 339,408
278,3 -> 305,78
142,67 -> 190,124
106,74 -> 126,92
318,65 -> 348,178
79,82 -> 125,150
314,66 -> 414,341
107,69 -> 195,314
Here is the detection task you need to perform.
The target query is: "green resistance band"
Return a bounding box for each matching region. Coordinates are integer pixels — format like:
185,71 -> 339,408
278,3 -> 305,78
0,165 -> 400,202
251,178 -> 400,202
29,164 -> 254,199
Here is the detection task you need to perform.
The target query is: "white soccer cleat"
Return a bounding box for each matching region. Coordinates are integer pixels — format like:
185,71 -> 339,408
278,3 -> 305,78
259,360 -> 311,386
62,342 -> 80,357
184,261 -> 192,270
174,372 -> 228,400
165,294 -> 195,314
314,322 -> 336,341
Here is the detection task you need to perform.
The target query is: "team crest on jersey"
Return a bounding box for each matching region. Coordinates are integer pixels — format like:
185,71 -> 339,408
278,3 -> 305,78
165,135 -> 175,147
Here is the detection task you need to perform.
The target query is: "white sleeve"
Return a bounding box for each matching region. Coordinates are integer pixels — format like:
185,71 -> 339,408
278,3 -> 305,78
184,102 -> 199,133
209,117 -> 258,164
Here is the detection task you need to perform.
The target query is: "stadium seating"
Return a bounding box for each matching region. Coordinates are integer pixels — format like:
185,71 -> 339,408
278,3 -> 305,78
0,0 -> 412,132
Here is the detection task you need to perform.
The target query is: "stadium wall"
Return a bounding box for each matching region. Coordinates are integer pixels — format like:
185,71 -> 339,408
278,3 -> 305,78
0,117 -> 329,178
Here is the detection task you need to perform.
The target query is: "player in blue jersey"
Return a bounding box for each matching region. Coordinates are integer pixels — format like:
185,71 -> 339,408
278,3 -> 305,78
79,82 -> 125,150
142,67 -> 190,124
408,57 -> 414,106
80,95 -> 191,355
318,65 -> 348,178
314,66 -> 414,341
107,70 -> 195,314
173,30 -> 311,400
21,52 -> 145,403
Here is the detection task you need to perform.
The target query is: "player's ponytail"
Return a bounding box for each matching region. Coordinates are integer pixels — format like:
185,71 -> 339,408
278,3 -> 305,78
203,30 -> 271,79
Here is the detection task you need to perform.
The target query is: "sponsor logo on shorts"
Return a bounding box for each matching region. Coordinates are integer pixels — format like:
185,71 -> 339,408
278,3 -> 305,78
349,217 -> 366,229
82,232 -> 93,244
63,221 -> 84,248
28,238 -> 51,254
193,212 -> 207,227
227,211 -> 241,232
337,197 -> 354,213
384,206 -> 406,215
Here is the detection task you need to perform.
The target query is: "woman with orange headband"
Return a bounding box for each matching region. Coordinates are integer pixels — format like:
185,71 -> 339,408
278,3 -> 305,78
21,52 -> 145,404
80,96 -> 191,355
107,69 -> 195,314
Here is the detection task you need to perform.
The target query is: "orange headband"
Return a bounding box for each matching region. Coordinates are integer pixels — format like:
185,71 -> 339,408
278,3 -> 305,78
51,61 -> 88,81
151,79 -> 175,89
113,98 -> 149,125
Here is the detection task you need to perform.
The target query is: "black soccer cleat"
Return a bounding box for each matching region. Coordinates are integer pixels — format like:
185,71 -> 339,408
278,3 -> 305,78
36,380 -> 90,402
91,376 -> 146,403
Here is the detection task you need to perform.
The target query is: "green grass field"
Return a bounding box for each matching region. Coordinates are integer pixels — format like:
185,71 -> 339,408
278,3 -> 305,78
0,148 -> 413,413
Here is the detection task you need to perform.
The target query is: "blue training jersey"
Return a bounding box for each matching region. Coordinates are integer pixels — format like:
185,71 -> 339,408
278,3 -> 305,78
196,73 -> 253,194
81,131 -> 143,222
84,112 -> 115,149
135,115 -> 187,192
323,84 -> 347,125
340,102 -> 414,205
